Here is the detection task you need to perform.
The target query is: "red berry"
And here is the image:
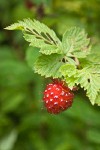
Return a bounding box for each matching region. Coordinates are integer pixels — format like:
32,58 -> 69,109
43,80 -> 74,114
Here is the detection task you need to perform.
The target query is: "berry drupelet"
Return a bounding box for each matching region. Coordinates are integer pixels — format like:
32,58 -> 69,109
43,80 -> 74,114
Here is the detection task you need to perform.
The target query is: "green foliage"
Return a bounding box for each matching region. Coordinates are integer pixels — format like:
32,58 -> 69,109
5,19 -> 62,55
5,18 -> 100,105
62,27 -> 90,57
59,64 -> 77,88
1,0 -> 100,150
76,67 -> 100,105
34,54 -> 63,78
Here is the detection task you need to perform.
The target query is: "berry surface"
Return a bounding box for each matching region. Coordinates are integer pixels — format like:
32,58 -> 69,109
43,80 -> 74,114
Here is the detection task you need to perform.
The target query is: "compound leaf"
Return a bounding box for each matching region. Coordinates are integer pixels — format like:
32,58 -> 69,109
76,67 -> 100,105
5,19 -> 62,55
62,27 -> 90,58
34,54 -> 63,78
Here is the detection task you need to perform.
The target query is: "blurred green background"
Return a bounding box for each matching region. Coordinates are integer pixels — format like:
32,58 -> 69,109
0,0 -> 100,150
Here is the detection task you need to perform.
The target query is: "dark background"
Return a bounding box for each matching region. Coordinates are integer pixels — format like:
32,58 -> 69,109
0,0 -> 100,150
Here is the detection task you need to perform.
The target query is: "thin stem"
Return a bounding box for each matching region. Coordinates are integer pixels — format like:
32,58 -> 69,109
74,57 -> 80,66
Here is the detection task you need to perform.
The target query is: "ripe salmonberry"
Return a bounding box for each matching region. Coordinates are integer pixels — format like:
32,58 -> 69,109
43,79 -> 74,114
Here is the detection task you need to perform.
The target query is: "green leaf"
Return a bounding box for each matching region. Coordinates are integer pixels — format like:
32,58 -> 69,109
88,52 -> 100,65
76,67 -> 100,105
5,19 -> 62,55
34,54 -> 63,78
90,64 -> 100,74
24,33 -> 62,55
59,64 -> 77,88
95,93 -> 100,106
62,27 -> 90,58
64,76 -> 77,88
60,64 -> 76,77
80,58 -> 100,74
79,58 -> 92,68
